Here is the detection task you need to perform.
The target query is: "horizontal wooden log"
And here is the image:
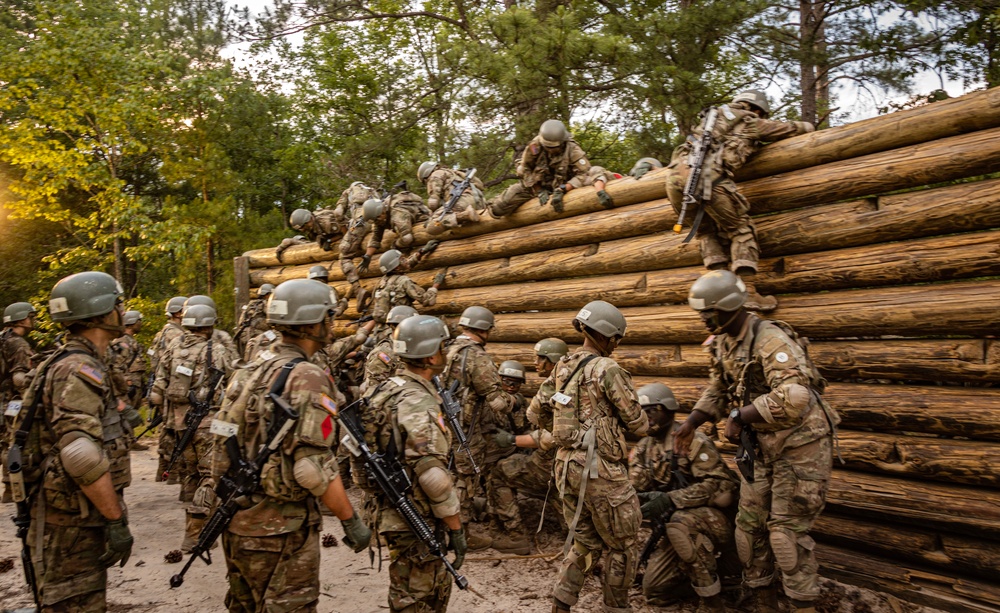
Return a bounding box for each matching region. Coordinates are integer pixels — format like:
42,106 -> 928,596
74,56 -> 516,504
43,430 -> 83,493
813,514 -> 1000,580
435,279 -> 1000,344
737,87 -> 1000,181
825,470 -> 1000,539
242,169 -> 671,267
488,338 -> 1000,384
741,125 -> 1000,214
816,543 -> 1000,613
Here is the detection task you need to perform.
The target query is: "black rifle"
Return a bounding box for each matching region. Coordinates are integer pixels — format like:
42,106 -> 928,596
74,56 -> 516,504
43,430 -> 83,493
135,410 -> 163,439
735,425 -> 758,483
170,360 -> 303,588
674,107 -> 719,243
432,376 -> 479,475
350,314 -> 374,326
440,169 -> 477,217
162,346 -> 227,480
338,399 -> 469,590
637,455 -> 691,575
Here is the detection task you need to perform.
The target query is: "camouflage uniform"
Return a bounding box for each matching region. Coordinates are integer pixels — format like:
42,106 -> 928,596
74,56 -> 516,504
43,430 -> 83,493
442,335 -> 516,523
371,269 -> 438,325
367,371 -> 458,612
153,331 -> 232,523
22,336 -> 131,610
490,136 -> 610,217
535,347 -> 649,611
666,104 -> 812,273
150,321 -> 185,481
363,327 -> 400,391
235,298 -> 269,356
213,343 -> 343,613
337,184 -> 379,289
311,327 -> 371,480
243,329 -> 280,363
108,332 -> 147,412
369,191 -> 430,253
693,314 -> 839,603
277,208 -> 347,254
212,329 -> 239,370
630,429 -> 740,606
423,167 -> 486,235
1,328 -> 34,500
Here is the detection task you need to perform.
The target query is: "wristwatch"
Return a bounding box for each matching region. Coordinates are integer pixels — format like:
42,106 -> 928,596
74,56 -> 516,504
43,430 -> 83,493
729,407 -> 745,426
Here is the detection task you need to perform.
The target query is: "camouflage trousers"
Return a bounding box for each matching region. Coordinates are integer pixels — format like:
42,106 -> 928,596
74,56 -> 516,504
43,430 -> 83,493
339,223 -> 368,286
389,207 -> 422,252
667,167 -> 759,273
384,530 -> 452,613
490,450 -> 563,533
223,524 -> 321,613
488,181 -> 535,217
425,191 -> 483,236
554,460 -> 640,610
28,507 -> 108,610
453,433 -> 488,524
183,425 -> 216,549
735,436 -> 832,602
156,426 -> 178,484
643,506 -> 739,605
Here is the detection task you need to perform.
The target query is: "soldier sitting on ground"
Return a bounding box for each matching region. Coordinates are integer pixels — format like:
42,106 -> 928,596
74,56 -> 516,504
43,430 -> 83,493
489,119 -> 614,217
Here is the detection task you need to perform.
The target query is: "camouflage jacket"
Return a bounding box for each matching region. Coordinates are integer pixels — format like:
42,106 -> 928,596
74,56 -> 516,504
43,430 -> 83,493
1,328 -> 34,401
629,428 -> 738,511
244,329 -> 280,363
518,136 -> 590,191
23,336 -> 130,518
525,376 -> 558,461
153,332 -> 232,430
424,167 -> 485,211
333,183 -> 378,219
236,298 -> 269,349
535,347 -> 648,480
367,370 -> 455,532
108,333 -> 147,403
692,314 -> 840,463
213,343 -> 342,536
149,321 -> 184,371
442,335 -> 515,441
371,273 -> 437,324
367,191 -> 429,249
363,332 -> 399,391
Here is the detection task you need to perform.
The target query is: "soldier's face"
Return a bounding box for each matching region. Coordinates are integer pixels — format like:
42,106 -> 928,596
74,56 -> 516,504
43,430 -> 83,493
535,355 -> 555,377
501,376 -> 522,395
426,346 -> 447,373
646,407 -> 674,434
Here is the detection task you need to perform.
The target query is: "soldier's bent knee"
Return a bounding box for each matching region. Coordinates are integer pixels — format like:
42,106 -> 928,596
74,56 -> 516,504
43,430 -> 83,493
666,523 -> 697,563
735,526 -> 753,564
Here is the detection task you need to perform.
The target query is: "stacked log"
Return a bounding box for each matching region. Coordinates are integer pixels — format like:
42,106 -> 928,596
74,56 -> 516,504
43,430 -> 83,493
238,88 -> 1000,611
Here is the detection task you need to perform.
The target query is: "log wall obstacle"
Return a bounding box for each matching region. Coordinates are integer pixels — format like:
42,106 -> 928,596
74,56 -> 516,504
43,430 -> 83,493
238,88 -> 1000,611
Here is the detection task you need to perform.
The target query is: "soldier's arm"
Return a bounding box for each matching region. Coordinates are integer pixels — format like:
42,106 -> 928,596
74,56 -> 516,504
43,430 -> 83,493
747,116 -> 814,143
425,171 -> 446,210
517,142 -> 539,182
403,276 -> 438,307
9,338 -> 34,394
150,347 -> 172,404
750,327 -> 815,428
398,388 -> 460,522
601,361 -> 648,436
367,221 -> 386,250
333,189 -> 349,219
324,327 -> 371,368
628,439 -> 655,492
669,435 -> 731,509
690,354 -> 727,423
526,375 -> 555,426
470,350 -> 515,422
564,143 -> 593,189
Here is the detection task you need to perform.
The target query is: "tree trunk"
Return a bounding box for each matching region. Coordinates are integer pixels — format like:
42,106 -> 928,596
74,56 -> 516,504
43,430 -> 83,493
206,237 -> 215,294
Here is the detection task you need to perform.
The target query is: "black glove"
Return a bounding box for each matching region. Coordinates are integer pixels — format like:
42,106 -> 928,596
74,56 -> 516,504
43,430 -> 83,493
537,189 -> 551,205
636,491 -> 660,504
274,245 -> 286,262
99,517 -> 134,568
358,254 -> 372,274
340,512 -> 373,553
433,271 -> 447,286
420,240 -> 440,256
640,491 -> 675,521
550,188 -> 565,213
493,429 -> 516,449
597,189 -> 614,209
121,405 -> 144,429
320,238 -> 332,251
449,528 -> 467,570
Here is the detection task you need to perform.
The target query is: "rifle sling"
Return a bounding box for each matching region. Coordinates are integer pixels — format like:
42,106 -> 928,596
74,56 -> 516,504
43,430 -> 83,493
266,357 -> 305,436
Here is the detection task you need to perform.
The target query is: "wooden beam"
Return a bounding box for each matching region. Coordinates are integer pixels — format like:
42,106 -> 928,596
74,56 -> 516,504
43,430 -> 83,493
233,256 -> 250,323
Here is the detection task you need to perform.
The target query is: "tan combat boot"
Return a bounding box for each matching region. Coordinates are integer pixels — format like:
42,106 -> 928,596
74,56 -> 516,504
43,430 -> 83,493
752,585 -> 781,613
466,524 -> 492,551
739,273 -> 777,312
552,598 -> 572,613
493,533 -> 531,555
696,594 -> 726,613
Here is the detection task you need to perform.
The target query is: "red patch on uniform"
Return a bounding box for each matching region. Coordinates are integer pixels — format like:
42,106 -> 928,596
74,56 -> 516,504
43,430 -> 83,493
436,412 -> 448,434
322,415 -> 334,440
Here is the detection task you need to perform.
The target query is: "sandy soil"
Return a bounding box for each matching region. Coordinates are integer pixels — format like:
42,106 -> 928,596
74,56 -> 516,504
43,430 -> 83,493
0,444 -> 946,613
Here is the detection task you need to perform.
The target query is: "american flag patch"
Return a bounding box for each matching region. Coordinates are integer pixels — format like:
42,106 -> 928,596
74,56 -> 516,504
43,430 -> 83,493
378,352 -> 391,364
78,364 -> 104,385
320,394 -> 338,416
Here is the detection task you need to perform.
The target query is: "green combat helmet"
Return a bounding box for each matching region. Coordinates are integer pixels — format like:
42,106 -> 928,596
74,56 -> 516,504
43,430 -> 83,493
165,296 -> 188,316
122,310 -> 143,327
184,295 -> 217,313
3,302 -> 36,325
48,271 -> 123,323
629,157 -> 662,179
498,360 -> 526,381
379,249 -> 403,274
181,304 -> 217,329
687,270 -> 747,312
257,284 -> 275,298
386,305 -> 418,325
636,383 -> 679,413
362,198 -> 385,221
572,300 -> 626,339
393,315 -> 450,358
289,209 -> 313,231
534,337 -> 569,363
307,266 -> 330,282
732,90 -> 770,117
458,306 -> 494,331
267,279 -> 338,325
417,162 -> 437,183
538,119 -> 569,147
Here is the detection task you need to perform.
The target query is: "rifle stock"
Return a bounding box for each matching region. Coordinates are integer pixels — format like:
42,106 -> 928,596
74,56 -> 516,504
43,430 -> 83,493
735,426 -> 757,483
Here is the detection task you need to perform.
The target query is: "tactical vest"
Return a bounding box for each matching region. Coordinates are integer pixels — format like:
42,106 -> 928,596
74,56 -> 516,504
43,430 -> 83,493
550,353 -> 628,464
372,275 -> 411,324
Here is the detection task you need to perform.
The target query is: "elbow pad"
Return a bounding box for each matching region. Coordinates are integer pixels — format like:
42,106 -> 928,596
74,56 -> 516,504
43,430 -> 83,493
293,456 -> 332,497
149,390 -> 163,406
59,432 -> 109,486
416,464 -> 459,518
12,372 -> 28,390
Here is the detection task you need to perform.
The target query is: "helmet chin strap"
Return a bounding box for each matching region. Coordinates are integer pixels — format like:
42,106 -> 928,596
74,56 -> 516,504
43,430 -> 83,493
582,328 -> 613,357
711,309 -> 742,335
279,326 -> 329,346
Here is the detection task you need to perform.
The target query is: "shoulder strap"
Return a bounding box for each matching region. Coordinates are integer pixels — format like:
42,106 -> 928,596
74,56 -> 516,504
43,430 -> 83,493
557,354 -> 599,394
12,348 -> 87,447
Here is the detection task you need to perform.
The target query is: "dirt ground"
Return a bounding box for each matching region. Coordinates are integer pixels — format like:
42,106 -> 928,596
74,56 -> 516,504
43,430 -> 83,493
0,444 -> 946,613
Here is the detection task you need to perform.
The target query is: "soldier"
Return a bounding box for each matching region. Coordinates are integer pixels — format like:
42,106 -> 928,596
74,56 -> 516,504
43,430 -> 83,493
675,270 -> 840,613
183,295 -> 238,368
363,304 -> 417,391
335,182 -> 379,301
274,208 -> 347,261
150,295 -> 187,481
534,301 -> 649,613
489,119 -> 614,217
365,314 -> 466,612
630,383 -> 740,612
107,310 -> 147,448
629,157 -> 663,179
666,90 -> 814,311
1,301 -> 36,502
212,278 -> 371,612
417,162 -> 486,235
235,284 -> 273,356
369,248 -> 444,325
496,360 -> 529,435
442,306 -> 517,550
14,272 -> 133,610
359,188 -> 430,262
151,304 -> 233,548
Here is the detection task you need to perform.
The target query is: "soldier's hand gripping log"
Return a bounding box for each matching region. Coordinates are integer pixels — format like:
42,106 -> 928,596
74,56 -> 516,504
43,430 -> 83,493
433,376 -> 480,475
674,108 -> 719,244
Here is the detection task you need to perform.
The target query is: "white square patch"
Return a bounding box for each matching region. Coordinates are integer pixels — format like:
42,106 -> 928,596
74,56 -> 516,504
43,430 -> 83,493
393,340 -> 407,353
175,365 -> 193,377
577,308 -> 592,320
210,419 -> 239,437
268,300 -> 288,316
49,297 -> 69,314
552,392 -> 572,406
4,400 -> 23,417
